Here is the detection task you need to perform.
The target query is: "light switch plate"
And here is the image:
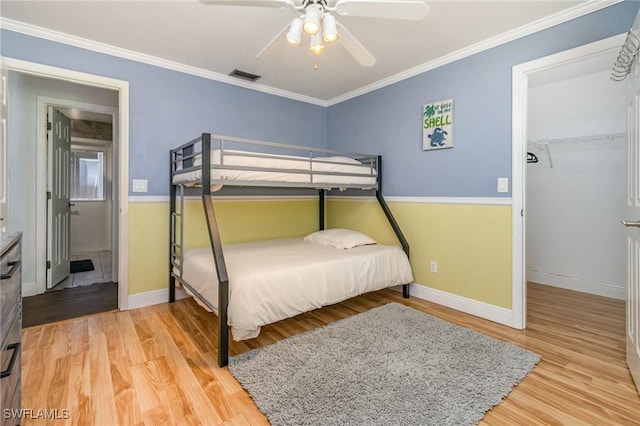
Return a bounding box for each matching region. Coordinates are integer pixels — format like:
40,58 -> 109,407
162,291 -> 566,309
497,177 -> 509,193
132,179 -> 148,193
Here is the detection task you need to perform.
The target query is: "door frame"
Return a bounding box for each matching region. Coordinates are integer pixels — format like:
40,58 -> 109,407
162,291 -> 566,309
5,57 -> 130,310
511,33 -> 627,329
39,98 -> 118,290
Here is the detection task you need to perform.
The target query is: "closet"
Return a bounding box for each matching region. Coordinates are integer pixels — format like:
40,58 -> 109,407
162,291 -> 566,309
526,67 -> 628,300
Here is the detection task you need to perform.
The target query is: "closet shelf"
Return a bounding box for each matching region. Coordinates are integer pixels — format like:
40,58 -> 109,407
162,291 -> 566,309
528,132 -> 626,146
527,132 -> 627,169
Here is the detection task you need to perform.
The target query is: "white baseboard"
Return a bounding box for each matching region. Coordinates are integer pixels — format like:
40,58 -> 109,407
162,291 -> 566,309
127,282 -> 515,327
527,271 -> 625,300
22,281 -> 40,297
401,282 -> 515,327
127,287 -> 190,310
35,279 -> 520,327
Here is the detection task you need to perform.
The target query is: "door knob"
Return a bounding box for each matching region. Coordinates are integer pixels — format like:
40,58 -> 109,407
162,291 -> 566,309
622,220 -> 640,227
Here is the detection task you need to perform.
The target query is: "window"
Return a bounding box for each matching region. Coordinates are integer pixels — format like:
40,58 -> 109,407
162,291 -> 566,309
70,150 -> 105,201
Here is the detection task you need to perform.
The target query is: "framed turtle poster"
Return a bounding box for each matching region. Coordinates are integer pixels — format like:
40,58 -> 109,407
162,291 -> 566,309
423,99 -> 453,150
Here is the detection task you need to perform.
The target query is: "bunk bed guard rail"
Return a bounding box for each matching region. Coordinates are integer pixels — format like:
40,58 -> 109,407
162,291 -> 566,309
169,133 -> 410,367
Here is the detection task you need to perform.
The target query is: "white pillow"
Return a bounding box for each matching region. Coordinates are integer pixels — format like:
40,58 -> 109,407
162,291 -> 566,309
304,228 -> 376,249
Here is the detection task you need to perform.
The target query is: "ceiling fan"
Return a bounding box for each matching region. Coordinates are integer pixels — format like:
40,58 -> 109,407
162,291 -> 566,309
199,0 -> 430,67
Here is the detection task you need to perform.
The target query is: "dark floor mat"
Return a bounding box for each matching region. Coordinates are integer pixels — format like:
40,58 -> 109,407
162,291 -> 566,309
70,259 -> 94,274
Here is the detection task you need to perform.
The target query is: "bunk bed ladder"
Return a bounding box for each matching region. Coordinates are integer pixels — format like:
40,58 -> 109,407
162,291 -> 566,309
375,155 -> 411,298
200,133 -> 231,367
169,151 -> 177,303
169,150 -> 187,304
169,187 -> 184,303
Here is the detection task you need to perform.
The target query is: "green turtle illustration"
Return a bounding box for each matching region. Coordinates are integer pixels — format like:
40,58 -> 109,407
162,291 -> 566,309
428,127 -> 448,147
424,105 -> 436,118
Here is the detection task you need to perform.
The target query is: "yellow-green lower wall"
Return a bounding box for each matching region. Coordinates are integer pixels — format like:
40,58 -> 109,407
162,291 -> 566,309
128,197 -> 512,310
128,198 -> 319,295
327,199 -> 512,309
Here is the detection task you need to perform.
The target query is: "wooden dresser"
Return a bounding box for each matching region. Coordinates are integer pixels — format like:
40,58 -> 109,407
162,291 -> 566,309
0,233 -> 21,426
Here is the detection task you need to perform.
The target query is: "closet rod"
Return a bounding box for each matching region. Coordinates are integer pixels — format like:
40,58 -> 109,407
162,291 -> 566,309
528,132 -> 626,146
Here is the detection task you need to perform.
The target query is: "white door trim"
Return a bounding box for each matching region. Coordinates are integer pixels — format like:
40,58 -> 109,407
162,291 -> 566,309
511,33 -> 627,329
37,97 -> 117,291
5,57 -> 130,310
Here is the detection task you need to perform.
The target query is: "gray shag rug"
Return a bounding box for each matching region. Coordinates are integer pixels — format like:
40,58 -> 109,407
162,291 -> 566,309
228,303 -> 540,426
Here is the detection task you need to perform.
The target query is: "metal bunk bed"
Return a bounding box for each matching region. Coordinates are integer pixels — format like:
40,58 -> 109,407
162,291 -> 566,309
169,133 -> 410,367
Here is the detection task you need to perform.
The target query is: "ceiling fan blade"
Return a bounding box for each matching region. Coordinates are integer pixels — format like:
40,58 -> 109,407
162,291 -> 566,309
333,0 -> 429,21
199,0 -> 294,8
336,21 -> 376,67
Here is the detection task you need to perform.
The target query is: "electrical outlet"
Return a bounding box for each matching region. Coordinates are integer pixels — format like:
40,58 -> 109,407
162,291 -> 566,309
430,260 -> 437,273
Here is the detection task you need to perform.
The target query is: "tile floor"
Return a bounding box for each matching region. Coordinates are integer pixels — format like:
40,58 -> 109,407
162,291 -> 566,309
50,250 -> 112,291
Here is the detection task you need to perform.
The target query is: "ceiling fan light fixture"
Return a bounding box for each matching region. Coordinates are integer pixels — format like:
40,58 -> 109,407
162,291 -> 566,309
309,33 -> 324,55
286,18 -> 303,45
322,14 -> 338,43
303,4 -> 322,35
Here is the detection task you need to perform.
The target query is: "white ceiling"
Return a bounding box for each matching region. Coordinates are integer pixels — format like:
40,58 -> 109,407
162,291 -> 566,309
0,0 -> 614,104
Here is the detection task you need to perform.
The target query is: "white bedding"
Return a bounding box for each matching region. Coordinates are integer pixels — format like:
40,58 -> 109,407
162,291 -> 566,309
172,150 -> 377,189
174,238 -> 413,340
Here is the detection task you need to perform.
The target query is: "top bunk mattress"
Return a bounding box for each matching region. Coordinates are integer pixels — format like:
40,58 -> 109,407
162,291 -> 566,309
171,149 -> 377,190
173,238 -> 413,341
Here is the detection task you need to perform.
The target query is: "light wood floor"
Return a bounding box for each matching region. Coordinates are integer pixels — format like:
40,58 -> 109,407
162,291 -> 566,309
21,283 -> 640,425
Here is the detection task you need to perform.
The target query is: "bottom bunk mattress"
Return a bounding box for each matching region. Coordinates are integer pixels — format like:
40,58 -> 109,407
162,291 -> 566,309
174,237 -> 413,341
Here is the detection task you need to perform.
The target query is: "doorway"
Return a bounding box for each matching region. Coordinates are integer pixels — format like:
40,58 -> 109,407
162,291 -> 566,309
20,100 -> 120,326
43,102 -> 118,292
64,116 -> 115,292
511,33 -> 627,328
4,58 -> 130,316
525,61 -> 627,300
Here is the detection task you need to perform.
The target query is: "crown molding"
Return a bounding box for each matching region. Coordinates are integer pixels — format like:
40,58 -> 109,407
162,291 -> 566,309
0,17 -> 329,107
326,0 -> 623,106
0,0 -> 621,108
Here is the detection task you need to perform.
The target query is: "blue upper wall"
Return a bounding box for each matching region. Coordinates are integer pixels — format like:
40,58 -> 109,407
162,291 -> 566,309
2,1 -> 638,197
326,1 -> 639,197
0,29 -> 327,196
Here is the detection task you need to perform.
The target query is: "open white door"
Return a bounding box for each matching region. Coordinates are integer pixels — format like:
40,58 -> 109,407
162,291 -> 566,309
623,25 -> 640,393
0,62 -> 8,232
47,106 -> 71,289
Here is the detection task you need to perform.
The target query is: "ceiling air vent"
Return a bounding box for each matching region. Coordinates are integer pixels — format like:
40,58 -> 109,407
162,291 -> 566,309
229,69 -> 261,82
